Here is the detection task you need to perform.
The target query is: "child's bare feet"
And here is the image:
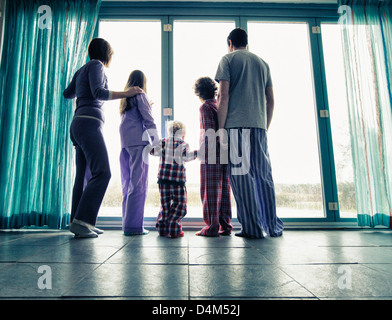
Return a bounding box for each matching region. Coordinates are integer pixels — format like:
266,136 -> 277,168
195,230 -> 219,237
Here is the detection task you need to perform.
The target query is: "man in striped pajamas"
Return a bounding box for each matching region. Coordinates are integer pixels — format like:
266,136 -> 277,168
215,28 -> 284,239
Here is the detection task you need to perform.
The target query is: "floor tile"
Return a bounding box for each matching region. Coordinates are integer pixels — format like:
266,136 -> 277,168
189,234 -> 251,248
358,230 -> 392,246
1,229 -> 392,300
0,262 -> 98,298
127,232 -> 189,248
0,245 -> 55,263
0,231 -> 26,245
189,247 -> 272,265
106,246 -> 188,264
79,230 -> 133,248
1,232 -> 70,246
362,263 -> 392,275
189,265 -> 314,298
17,243 -> 120,264
63,264 -> 188,298
256,245 -> 347,265
336,247 -> 392,263
281,264 -> 392,299
279,230 -> 377,247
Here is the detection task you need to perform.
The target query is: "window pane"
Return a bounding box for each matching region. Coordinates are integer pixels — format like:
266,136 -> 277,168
321,23 -> 356,218
173,20 -> 236,218
248,22 -> 324,218
98,20 -> 162,217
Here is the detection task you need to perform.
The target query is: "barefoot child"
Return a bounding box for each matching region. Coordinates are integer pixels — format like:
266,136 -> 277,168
194,77 -> 232,236
149,121 -> 198,238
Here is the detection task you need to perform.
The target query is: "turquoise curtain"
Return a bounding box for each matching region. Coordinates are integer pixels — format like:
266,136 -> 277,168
0,0 -> 101,229
339,0 -> 392,228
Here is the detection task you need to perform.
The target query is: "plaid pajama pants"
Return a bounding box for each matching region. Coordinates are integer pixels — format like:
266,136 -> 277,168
199,164 -> 232,236
156,184 -> 187,236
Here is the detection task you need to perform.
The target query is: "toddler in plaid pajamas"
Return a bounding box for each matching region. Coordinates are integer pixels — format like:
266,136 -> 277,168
194,77 -> 232,236
149,121 -> 198,238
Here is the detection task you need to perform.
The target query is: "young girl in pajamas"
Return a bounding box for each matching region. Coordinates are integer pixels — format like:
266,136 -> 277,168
119,70 -> 159,236
149,121 -> 198,238
194,77 -> 232,237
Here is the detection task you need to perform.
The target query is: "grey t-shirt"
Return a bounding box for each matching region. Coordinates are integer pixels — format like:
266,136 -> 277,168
215,50 -> 272,130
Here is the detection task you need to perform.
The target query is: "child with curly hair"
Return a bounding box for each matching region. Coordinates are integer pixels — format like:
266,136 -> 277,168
149,121 -> 198,238
194,77 -> 232,236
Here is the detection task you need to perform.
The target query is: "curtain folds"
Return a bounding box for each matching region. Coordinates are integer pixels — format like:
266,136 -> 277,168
0,0 -> 101,229
339,0 -> 392,228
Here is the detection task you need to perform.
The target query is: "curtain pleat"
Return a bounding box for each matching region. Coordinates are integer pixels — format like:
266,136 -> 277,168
0,0 -> 101,229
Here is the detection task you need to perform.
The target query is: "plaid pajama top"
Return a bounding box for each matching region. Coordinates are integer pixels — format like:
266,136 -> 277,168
199,99 -> 224,164
150,137 -> 198,186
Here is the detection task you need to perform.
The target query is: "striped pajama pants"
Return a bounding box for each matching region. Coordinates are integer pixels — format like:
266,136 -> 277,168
228,128 -> 284,238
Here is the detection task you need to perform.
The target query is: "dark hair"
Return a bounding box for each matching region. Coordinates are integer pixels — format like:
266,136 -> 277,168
88,38 -> 114,67
227,28 -> 248,48
194,77 -> 217,101
120,70 -> 147,114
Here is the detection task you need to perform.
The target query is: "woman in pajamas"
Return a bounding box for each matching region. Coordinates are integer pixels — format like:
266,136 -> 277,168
63,38 -> 142,238
119,70 -> 159,236
194,77 -> 232,237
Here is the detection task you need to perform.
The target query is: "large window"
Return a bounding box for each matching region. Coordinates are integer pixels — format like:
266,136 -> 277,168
95,3 -> 356,224
321,23 -> 356,218
98,20 -> 162,218
173,20 -> 237,218
248,22 -> 324,218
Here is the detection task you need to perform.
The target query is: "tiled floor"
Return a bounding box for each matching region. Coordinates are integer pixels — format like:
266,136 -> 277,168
1,228 -> 392,300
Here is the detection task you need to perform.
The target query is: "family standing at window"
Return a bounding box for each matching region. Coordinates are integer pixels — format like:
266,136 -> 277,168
63,28 -> 284,239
